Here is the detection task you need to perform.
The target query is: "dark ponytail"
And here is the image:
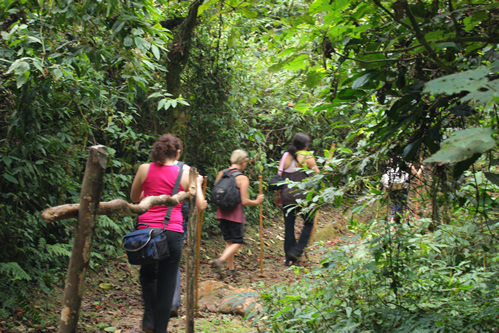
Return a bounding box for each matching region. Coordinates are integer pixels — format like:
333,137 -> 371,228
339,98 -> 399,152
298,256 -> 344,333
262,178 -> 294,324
287,133 -> 311,158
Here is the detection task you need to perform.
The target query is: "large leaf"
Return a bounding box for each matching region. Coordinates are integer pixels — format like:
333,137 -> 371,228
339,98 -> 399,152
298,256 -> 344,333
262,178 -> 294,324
424,128 -> 497,164
424,66 -> 498,105
484,172 -> 499,187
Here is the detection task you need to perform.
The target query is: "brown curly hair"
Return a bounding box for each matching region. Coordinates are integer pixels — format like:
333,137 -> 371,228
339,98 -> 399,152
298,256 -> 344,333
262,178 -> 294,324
151,134 -> 182,164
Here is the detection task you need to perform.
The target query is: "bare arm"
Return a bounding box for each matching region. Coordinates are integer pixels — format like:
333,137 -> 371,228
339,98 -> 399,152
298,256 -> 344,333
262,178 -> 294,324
214,170 -> 223,184
130,164 -> 150,203
236,175 -> 264,206
180,165 -> 207,211
298,151 -> 320,174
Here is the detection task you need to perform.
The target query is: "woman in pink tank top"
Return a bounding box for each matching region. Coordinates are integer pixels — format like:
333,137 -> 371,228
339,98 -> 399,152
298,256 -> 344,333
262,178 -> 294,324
130,134 -> 207,333
211,149 -> 264,280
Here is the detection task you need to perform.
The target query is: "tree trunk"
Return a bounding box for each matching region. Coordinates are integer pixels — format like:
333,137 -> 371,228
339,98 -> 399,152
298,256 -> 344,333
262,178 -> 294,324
58,145 -> 107,333
429,165 -> 440,232
164,0 -> 204,139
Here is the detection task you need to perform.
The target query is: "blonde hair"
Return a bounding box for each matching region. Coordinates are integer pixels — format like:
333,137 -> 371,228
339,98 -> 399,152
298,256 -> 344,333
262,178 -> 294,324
230,149 -> 249,165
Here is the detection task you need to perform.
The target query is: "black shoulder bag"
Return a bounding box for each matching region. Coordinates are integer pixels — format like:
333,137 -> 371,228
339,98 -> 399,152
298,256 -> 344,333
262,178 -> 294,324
122,162 -> 184,265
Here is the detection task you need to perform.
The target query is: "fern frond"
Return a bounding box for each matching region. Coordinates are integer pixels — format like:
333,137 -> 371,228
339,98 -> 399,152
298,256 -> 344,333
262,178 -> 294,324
46,244 -> 72,258
0,262 -> 32,281
98,215 -> 122,232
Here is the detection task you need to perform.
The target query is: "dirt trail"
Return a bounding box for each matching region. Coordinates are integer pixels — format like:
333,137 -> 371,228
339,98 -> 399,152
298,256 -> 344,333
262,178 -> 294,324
19,207 -> 348,333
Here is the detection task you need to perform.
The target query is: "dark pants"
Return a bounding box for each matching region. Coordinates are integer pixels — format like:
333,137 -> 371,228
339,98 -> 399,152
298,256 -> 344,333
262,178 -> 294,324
140,230 -> 183,332
283,205 -> 315,262
389,189 -> 408,223
171,201 -> 190,311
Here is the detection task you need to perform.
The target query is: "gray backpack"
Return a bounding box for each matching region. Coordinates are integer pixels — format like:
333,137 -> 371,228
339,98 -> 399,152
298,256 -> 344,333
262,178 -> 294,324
211,168 -> 242,210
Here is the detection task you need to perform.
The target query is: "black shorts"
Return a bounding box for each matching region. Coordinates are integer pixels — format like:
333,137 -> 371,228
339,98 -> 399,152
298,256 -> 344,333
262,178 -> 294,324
219,219 -> 245,244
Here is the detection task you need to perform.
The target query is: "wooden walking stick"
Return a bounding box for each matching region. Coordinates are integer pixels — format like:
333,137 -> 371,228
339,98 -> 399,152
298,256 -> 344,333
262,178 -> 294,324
194,176 -> 207,309
309,211 -> 320,246
258,175 -> 264,276
308,143 -> 335,250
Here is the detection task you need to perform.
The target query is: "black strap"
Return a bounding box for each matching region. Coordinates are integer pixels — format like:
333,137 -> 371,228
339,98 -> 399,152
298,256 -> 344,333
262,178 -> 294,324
163,162 -> 184,226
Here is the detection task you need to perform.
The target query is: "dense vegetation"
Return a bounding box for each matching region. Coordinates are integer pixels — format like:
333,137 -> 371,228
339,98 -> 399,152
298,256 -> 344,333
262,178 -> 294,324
1,0 -> 497,331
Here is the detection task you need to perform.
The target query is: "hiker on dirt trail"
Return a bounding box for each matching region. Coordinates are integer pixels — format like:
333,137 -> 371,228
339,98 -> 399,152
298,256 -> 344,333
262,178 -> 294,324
211,149 -> 264,280
275,133 -> 320,267
381,158 -> 424,223
130,134 -> 207,333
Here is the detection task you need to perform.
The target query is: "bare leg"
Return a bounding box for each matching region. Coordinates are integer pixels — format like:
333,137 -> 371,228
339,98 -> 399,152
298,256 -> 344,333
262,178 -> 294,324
219,241 -> 242,270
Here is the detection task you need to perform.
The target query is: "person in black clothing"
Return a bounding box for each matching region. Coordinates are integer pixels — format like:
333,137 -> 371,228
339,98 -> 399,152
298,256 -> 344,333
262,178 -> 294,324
278,133 -> 320,266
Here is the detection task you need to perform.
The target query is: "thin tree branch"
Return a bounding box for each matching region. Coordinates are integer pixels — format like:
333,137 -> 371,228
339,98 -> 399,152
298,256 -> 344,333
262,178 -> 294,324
372,0 -> 412,30
358,37 -> 499,56
331,49 -> 414,64
400,0 -> 454,74
448,0 -> 463,39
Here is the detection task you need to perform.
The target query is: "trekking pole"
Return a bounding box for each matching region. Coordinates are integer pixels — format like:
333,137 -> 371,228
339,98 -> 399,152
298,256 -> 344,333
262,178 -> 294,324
307,143 -> 335,255
258,175 -> 264,276
309,211 -> 319,246
194,176 -> 207,309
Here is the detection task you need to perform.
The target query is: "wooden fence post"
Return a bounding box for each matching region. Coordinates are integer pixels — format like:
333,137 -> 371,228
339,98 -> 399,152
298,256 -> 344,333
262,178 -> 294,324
185,168 -> 198,333
58,145 -> 107,333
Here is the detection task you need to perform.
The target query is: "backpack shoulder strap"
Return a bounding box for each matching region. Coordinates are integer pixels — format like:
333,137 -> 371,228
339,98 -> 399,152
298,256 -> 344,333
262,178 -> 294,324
163,162 -> 184,226
227,168 -> 242,176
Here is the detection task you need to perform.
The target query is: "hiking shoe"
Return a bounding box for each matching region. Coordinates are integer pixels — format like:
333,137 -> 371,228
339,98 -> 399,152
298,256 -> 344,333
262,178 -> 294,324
170,306 -> 179,318
211,258 -> 224,279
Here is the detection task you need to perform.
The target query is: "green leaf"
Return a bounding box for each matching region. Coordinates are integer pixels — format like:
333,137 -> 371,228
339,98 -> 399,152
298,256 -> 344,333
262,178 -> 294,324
449,105 -> 476,117
16,72 -> 28,88
283,54 -> 308,71
240,8 -> 257,19
124,36 -> 133,47
3,173 -> 19,184
157,99 -> 166,110
424,128 -> 497,164
423,66 -> 499,105
453,153 -> 480,179
148,92 -> 163,99
402,138 -> 422,161
151,44 -> 160,60
461,79 -> 499,105
6,60 -> 29,75
112,20 -> 125,34
52,68 -> 63,80
424,67 -> 489,95
352,73 -> 371,90
484,172 -> 499,186
2,156 -> 12,167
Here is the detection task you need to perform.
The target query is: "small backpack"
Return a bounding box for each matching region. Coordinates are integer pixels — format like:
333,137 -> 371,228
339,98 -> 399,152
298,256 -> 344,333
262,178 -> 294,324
211,168 -> 243,210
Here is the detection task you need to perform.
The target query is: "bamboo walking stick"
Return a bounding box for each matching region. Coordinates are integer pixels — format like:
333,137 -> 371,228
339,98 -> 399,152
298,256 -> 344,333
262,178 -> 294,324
194,176 -> 207,309
258,175 -> 264,276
